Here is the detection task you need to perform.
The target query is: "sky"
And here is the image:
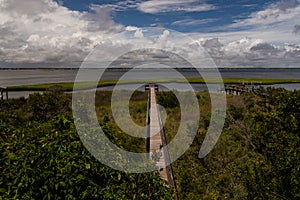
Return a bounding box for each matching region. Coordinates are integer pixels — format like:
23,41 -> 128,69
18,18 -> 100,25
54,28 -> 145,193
0,0 -> 299,68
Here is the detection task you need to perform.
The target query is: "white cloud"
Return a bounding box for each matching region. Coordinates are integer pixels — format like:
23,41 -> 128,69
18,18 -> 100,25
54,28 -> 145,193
231,0 -> 300,28
93,26 -> 300,68
194,37 -> 300,68
126,26 -> 140,31
223,38 -> 263,56
171,18 -> 217,26
125,26 -> 145,38
91,0 -> 142,12
191,0 -> 300,55
186,1 -> 300,46
137,0 -> 215,14
0,0 -> 299,68
158,30 -> 170,40
134,29 -> 144,38
0,0 -> 123,65
88,0 -> 215,14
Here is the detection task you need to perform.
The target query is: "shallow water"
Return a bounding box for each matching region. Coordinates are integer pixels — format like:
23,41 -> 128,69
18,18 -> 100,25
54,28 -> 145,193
1,68 -> 300,99
7,82 -> 300,99
1,68 -> 300,87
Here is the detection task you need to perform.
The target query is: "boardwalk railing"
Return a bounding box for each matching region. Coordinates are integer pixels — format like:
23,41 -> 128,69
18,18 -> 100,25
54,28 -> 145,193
145,89 -> 150,152
155,92 -> 178,200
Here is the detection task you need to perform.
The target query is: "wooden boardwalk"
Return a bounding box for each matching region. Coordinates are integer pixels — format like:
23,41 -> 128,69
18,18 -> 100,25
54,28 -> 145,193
148,87 -> 169,182
218,82 -> 263,95
146,85 -> 178,199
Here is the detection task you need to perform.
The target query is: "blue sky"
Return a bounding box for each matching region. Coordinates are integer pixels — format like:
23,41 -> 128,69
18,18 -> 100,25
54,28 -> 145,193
59,0 -> 278,33
0,0 -> 299,67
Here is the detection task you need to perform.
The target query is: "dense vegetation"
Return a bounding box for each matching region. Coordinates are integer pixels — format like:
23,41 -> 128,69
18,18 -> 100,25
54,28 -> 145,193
1,87 -> 299,199
0,90 -> 173,199
158,88 -> 300,199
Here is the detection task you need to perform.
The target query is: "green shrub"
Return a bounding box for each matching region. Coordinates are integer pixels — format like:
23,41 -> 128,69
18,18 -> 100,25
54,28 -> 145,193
0,91 -> 173,199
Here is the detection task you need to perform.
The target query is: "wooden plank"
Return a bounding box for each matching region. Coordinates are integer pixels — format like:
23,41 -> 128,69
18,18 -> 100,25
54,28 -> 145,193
148,88 -> 169,182
145,86 -> 179,199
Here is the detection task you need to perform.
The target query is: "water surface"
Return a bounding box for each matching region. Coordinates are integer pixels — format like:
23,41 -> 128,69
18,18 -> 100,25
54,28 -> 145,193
1,68 -> 300,87
2,68 -> 300,99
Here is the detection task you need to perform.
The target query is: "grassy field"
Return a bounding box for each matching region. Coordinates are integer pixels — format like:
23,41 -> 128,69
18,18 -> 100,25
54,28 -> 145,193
6,78 -> 300,91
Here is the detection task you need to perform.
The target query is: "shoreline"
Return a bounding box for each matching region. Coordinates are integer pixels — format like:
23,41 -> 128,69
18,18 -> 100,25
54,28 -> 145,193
1,67 -> 300,71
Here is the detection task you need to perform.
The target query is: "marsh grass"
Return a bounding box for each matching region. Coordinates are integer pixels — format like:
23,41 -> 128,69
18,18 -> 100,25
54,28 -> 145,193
7,78 -> 300,92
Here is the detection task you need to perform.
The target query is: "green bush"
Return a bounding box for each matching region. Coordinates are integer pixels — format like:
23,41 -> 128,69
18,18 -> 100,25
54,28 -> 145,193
0,91 -> 173,199
157,91 -> 179,108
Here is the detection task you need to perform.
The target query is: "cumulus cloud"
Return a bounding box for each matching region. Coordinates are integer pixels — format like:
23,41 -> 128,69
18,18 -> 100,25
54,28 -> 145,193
125,26 -> 145,38
125,26 -> 140,31
197,0 -> 300,49
85,27 -> 300,68
0,0 -> 299,68
134,29 -> 144,38
197,37 -> 300,68
223,38 -> 263,56
0,0 -> 123,66
200,38 -> 223,58
158,30 -> 170,40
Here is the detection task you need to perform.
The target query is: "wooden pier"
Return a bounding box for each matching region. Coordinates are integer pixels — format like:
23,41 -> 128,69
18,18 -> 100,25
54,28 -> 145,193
219,81 -> 262,95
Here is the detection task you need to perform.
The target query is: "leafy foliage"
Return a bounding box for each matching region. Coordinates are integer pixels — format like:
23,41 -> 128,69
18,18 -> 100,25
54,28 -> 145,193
0,91 -> 173,199
249,89 -> 300,199
157,91 -> 179,108
2,87 -> 299,199
163,88 -> 300,199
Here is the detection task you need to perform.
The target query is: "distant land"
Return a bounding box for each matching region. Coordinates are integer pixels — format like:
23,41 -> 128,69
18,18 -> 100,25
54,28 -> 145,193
0,67 -> 300,70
